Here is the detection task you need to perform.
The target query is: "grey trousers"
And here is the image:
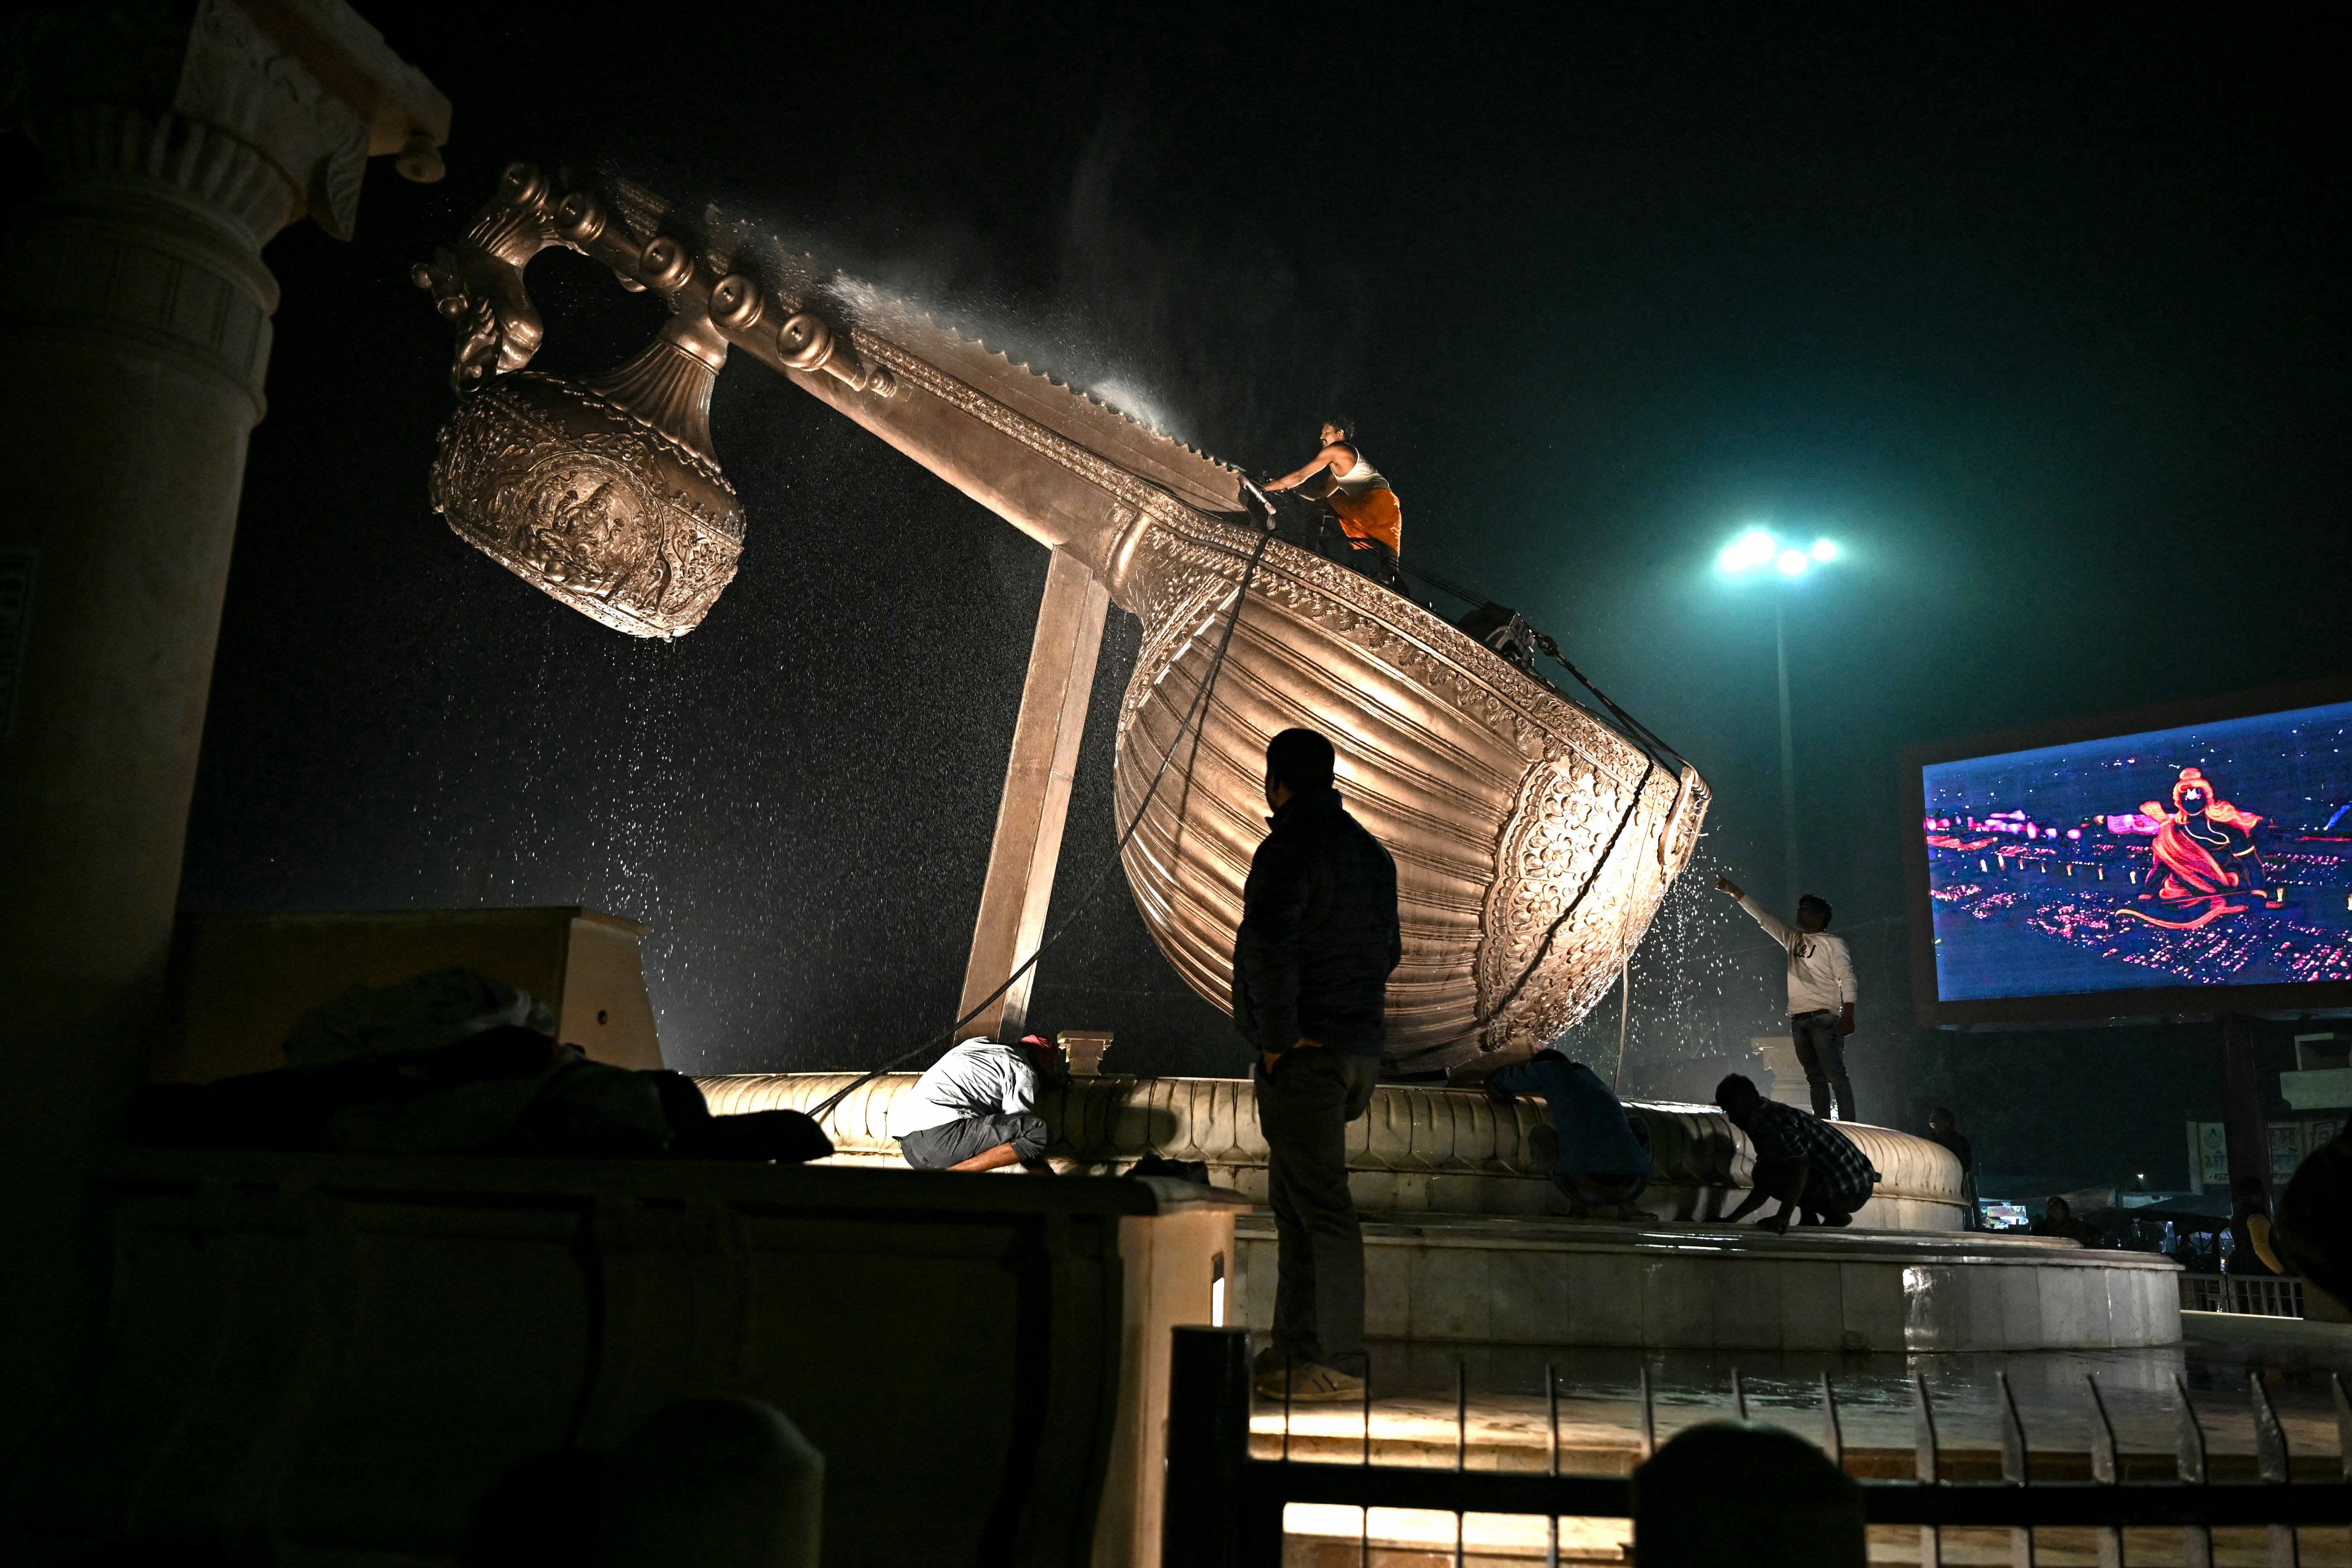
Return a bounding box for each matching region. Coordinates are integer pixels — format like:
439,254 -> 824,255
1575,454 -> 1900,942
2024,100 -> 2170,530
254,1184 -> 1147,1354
1791,1010 -> 1856,1122
1255,1049 -> 1379,1368
898,1110 -> 1049,1170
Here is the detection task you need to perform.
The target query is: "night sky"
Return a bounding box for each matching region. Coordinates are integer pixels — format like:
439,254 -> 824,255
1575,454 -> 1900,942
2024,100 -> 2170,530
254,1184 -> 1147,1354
146,6 -> 2350,1192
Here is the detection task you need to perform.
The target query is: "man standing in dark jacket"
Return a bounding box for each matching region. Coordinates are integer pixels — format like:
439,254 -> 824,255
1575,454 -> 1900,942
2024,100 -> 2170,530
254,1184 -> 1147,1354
1235,727 -> 1402,1402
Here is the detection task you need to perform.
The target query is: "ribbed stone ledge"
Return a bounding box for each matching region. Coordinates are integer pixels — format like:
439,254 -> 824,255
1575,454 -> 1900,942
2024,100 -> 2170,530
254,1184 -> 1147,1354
698,1073 -> 1968,1231
1234,1214 -> 2182,1351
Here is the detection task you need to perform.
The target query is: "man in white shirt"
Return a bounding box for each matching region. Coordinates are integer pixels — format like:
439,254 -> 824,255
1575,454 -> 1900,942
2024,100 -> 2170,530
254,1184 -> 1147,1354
894,1034 -> 1062,1173
1716,873 -> 1860,1122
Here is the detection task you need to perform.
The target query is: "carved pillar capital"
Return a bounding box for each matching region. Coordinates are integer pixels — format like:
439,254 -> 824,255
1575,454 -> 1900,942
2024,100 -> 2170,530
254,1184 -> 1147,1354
5,0 -> 450,244
10,103 -> 289,412
0,0 -> 449,411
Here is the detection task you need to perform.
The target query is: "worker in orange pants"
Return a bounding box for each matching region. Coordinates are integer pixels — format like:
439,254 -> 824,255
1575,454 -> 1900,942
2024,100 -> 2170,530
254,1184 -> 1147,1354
1266,416 -> 1402,588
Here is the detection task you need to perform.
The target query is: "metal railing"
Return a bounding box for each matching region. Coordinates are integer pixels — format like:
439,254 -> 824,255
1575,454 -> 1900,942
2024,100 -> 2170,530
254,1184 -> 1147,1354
1163,1327 -> 2352,1568
2183,1272 -> 2308,1316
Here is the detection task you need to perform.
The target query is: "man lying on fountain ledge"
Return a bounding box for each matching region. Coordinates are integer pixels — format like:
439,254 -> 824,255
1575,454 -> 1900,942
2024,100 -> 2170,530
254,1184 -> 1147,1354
1713,1073 -> 1880,1233
893,1033 -> 1064,1174
1482,1048 -> 1657,1221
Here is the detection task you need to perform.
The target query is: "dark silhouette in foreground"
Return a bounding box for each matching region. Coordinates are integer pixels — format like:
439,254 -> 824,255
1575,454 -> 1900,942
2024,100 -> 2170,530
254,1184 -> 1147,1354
1633,1420 -> 1866,1568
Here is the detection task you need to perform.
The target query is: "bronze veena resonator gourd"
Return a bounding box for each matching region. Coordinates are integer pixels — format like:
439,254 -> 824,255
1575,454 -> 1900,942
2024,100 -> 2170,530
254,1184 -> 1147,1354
415,162 -> 1709,1074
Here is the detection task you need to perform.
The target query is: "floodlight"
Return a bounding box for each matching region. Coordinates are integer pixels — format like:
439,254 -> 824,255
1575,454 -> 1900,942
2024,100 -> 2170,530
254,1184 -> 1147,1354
1810,538 -> 1837,562
1719,527 -> 1777,573
1776,549 -> 1808,576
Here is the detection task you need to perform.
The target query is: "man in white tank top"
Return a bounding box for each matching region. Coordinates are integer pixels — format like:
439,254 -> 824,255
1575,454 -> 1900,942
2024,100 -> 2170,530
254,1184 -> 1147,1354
1267,417 -> 1403,587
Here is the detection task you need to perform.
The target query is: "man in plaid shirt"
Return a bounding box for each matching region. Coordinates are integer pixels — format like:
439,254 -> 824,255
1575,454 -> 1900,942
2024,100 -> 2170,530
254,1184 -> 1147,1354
1715,1074 -> 1879,1232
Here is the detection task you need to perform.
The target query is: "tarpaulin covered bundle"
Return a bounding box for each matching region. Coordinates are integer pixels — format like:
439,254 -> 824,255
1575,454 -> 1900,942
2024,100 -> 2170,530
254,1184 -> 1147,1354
127,968 -> 830,1162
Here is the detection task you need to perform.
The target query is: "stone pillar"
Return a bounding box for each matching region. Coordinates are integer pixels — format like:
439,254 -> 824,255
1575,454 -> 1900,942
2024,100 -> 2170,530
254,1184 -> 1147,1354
0,0 -> 444,1457
957,548 -> 1111,1040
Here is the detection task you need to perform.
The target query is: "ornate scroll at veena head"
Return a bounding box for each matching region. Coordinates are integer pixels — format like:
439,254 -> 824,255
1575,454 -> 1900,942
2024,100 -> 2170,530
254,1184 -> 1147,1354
1102,511 -> 1706,1074
414,164 -> 896,636
426,362 -> 745,639
413,165 -> 742,637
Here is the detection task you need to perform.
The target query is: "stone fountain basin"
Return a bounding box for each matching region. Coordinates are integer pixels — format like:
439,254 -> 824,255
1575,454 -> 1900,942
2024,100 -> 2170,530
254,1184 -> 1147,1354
697,1073 -> 1969,1231
705,1075 -> 2167,1351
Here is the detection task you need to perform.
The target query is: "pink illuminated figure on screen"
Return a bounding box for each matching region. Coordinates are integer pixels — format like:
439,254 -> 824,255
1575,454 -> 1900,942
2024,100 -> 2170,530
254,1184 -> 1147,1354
2121,766 -> 2280,930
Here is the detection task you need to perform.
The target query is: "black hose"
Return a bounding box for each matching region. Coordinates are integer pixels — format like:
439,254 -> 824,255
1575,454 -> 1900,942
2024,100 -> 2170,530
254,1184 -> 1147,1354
1385,553 -> 1689,778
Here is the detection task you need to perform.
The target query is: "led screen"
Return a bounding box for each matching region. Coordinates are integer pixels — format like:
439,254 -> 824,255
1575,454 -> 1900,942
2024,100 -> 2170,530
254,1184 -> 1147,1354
1921,698 -> 2352,1003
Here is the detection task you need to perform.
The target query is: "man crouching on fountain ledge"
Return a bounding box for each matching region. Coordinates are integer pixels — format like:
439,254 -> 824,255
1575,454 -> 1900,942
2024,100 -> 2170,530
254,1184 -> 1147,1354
1235,727 -> 1403,1404
894,1033 -> 1063,1173
1713,1074 -> 1881,1233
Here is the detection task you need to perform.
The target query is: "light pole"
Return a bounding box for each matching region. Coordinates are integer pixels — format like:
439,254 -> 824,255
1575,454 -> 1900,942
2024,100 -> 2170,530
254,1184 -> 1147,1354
1716,528 -> 1841,908
1775,596 -> 1796,904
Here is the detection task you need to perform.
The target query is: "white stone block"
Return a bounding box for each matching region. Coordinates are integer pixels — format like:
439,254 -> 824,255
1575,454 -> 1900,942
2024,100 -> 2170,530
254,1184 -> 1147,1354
1428,1174 -> 1483,1213
2108,1270 -> 2147,1348
2139,1273 -> 2184,1347
1643,1257 -> 1715,1348
1997,1263 -> 2042,1347
1957,1260 -> 2014,1352
1241,1234 -> 1278,1333
2038,1264 -> 2093,1348
1707,1257 -> 1785,1352
1487,1247 -> 1570,1345
1566,1253 -> 1645,1346
1839,1263 -> 1905,1354
1362,1242 -> 1413,1339
1410,1243 -> 1491,1342
1777,1262 -> 1844,1353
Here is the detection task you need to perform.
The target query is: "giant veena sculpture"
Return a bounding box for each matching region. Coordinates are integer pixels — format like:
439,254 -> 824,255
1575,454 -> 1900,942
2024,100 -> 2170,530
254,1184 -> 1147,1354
414,162 -> 1708,1075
